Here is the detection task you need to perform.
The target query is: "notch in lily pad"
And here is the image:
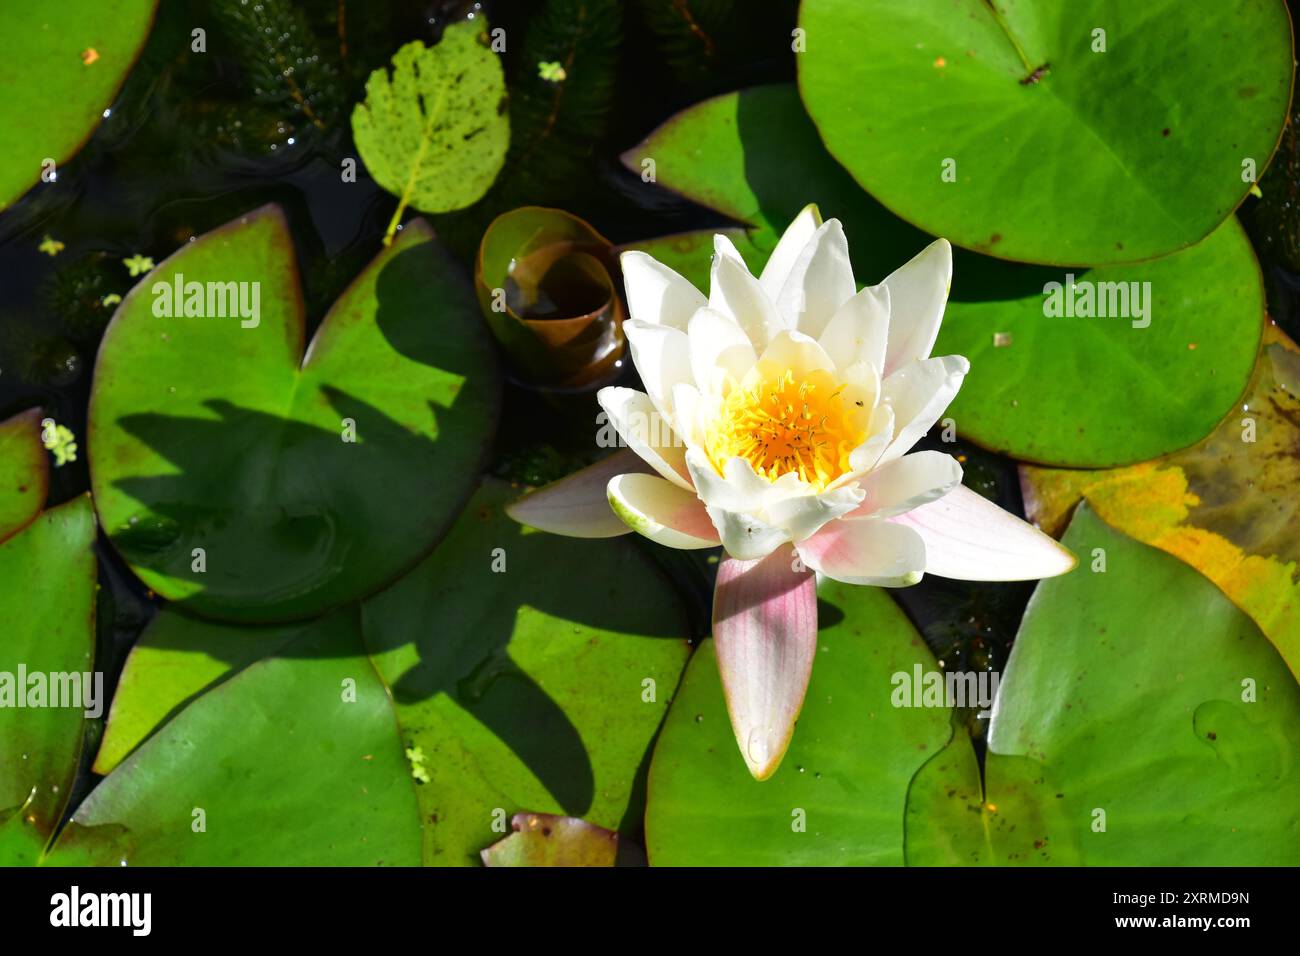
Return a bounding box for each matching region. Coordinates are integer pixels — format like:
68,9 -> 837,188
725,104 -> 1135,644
88,204 -> 501,622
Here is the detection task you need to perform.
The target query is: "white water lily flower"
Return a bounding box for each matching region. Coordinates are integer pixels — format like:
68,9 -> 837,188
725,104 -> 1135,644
509,206 -> 1075,780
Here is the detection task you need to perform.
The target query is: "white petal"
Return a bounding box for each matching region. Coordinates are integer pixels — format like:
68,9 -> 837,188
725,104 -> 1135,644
709,235 -> 785,352
839,360 -> 881,418
713,232 -> 752,269
776,219 -> 856,339
685,448 -> 770,514
845,405 -> 895,476
688,307 -> 757,395
596,387 -> 691,490
764,485 -> 865,543
819,283 -> 890,377
606,473 -> 719,549
758,204 -> 821,302
826,405 -> 897,494
889,485 -> 1076,581
506,450 -> 650,538
849,451 -> 962,519
670,381 -> 704,448
795,517 -> 927,587
878,354 -> 969,464
623,319 -> 693,422
706,505 -> 791,560
712,543 -> 817,780
882,238 -> 952,375
755,328 -> 836,376
619,251 -> 707,331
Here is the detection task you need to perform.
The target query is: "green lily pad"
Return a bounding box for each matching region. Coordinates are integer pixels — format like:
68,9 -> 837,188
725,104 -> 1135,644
92,611 -> 298,775
0,408 -> 48,544
621,84 -> 1263,466
906,504 -> 1300,866
796,0 -> 1294,265
88,205 -> 500,622
0,1 -> 158,212
645,582 -> 952,865
56,608 -> 423,866
1020,326 -> 1300,681
904,733 -> 1083,866
0,496 -> 98,865
932,217 -> 1264,466
362,479 -> 691,865
87,480 -> 692,865
983,504 -> 1300,865
620,84 -> 929,289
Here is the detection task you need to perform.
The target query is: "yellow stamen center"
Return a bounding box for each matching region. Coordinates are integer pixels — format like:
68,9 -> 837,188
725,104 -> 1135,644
704,367 -> 867,492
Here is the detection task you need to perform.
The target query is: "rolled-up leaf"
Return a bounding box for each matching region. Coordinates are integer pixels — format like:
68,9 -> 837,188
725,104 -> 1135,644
476,206 -> 626,389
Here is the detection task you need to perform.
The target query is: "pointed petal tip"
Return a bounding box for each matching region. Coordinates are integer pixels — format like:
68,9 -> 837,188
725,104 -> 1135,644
505,450 -> 651,538
941,353 -> 971,376
918,236 -> 953,267
744,742 -> 791,781
712,546 -> 818,782
893,485 -> 1080,582
1045,538 -> 1079,576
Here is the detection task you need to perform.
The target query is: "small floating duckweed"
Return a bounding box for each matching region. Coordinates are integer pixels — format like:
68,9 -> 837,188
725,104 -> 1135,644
40,418 -> 78,467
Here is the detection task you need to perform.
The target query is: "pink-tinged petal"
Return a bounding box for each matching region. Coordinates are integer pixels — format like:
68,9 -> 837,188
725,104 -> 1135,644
620,250 -> 706,331
848,451 -> 962,519
712,543 -> 818,780
607,473 -> 719,550
506,450 -> 651,538
795,517 -> 926,587
763,485 -> 864,543
882,238 -> 952,375
889,485 -> 1077,581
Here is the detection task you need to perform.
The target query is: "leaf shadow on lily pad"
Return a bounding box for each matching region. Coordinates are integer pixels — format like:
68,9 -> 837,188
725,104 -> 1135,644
101,239 -> 499,622
106,466 -> 686,820
359,494 -> 690,820
110,389 -> 450,615
105,396 -> 592,814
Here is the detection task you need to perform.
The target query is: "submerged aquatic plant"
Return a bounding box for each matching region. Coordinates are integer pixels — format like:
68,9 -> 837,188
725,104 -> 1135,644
510,207 -> 1075,778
